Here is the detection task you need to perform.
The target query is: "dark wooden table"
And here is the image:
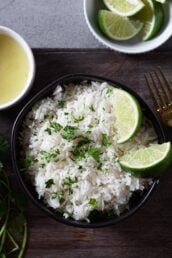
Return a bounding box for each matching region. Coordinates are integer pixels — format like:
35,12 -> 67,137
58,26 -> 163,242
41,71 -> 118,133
0,49 -> 172,258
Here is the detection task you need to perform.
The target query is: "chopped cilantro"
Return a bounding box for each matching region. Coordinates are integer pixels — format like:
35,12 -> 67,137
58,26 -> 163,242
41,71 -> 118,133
58,100 -> 65,108
45,128 -> 52,135
22,155 -> 38,168
41,149 -> 60,163
88,148 -> 101,162
50,122 -> 63,132
59,197 -> 65,204
63,177 -> 78,194
64,112 -> 69,116
71,136 -> 91,160
89,105 -> 95,112
61,125 -> 77,141
74,115 -> 85,123
102,134 -> 111,147
89,198 -> 97,209
94,118 -> 99,124
51,192 -> 57,199
45,179 -> 54,188
97,162 -> 102,170
106,87 -> 113,95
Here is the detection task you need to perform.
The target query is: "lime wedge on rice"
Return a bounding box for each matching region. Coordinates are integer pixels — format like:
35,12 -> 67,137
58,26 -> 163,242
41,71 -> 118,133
103,0 -> 145,16
113,88 -> 142,144
98,10 -> 143,40
120,142 -> 172,178
135,0 -> 164,40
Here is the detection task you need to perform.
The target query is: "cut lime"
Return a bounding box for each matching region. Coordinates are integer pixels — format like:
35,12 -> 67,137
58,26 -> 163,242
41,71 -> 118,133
98,10 -> 143,40
135,0 -> 164,40
120,142 -> 172,178
113,88 -> 142,144
103,0 -> 145,16
155,0 -> 166,3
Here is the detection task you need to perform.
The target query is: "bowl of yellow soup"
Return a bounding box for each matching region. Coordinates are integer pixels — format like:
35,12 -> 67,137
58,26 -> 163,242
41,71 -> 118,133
0,26 -> 35,110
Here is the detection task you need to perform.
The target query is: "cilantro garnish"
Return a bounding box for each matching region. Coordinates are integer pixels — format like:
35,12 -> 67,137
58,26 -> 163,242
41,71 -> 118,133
89,105 -> 95,112
50,122 -> 63,132
61,125 -> 77,141
102,134 -> 112,147
89,198 -> 97,209
58,100 -> 65,108
74,115 -> 85,123
45,179 -> 54,188
88,148 -> 101,162
41,149 -> 60,163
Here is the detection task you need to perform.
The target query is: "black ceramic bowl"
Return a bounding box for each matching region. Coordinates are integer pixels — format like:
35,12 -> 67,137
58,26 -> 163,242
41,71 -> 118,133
11,74 -> 166,228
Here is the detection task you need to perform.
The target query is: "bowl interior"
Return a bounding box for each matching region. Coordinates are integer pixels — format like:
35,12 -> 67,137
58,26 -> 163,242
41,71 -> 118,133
84,0 -> 172,53
0,26 -> 35,110
12,74 -> 166,228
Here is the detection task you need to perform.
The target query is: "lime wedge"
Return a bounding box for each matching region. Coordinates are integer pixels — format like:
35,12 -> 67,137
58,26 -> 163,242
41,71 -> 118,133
155,0 -> 166,3
135,0 -> 164,40
113,88 -> 142,143
120,142 -> 172,178
98,10 -> 143,40
103,0 -> 145,16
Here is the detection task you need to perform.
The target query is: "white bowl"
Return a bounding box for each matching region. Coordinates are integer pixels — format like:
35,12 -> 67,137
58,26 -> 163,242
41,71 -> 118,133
84,0 -> 172,54
0,26 -> 35,110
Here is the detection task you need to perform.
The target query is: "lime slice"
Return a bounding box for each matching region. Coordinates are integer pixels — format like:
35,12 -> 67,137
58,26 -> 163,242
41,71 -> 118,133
135,0 -> 164,40
103,0 -> 145,16
120,142 -> 172,178
98,10 -> 143,40
113,88 -> 142,144
155,0 -> 166,3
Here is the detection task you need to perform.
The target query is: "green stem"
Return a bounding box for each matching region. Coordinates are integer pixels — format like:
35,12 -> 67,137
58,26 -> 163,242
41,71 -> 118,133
18,222 -> 28,258
0,229 -> 6,253
7,230 -> 19,254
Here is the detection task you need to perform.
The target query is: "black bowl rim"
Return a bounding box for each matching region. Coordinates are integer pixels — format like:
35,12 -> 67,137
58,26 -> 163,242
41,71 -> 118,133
11,73 -> 166,228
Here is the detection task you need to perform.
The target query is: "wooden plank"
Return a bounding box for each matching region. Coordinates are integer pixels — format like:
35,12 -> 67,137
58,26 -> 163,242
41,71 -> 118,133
0,49 -> 172,258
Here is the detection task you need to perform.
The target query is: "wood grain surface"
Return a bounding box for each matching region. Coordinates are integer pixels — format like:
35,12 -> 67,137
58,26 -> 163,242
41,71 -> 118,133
0,49 -> 172,258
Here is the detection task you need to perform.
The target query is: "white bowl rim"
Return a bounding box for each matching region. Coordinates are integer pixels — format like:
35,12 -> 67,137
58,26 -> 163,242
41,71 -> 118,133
83,0 -> 172,54
0,26 -> 35,110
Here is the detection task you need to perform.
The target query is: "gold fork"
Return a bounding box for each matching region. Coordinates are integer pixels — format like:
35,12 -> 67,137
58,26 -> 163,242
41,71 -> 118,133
145,69 -> 172,127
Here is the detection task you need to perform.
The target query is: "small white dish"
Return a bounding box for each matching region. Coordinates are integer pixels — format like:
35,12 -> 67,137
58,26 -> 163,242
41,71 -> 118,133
84,0 -> 172,54
0,26 -> 35,110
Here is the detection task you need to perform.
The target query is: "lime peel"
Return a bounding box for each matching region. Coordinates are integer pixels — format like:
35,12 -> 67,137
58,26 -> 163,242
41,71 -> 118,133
103,0 -> 145,17
120,142 -> 172,178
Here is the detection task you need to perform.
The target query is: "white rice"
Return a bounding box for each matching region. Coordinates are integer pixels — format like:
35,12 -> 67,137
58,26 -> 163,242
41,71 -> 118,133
21,81 -> 157,221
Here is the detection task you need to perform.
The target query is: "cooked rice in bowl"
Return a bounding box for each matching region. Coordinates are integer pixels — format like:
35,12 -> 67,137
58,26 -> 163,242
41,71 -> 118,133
20,81 -> 157,221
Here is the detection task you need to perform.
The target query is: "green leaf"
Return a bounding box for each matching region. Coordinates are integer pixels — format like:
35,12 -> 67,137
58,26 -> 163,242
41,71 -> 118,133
88,148 -> 101,162
58,100 -> 65,108
74,115 -> 85,123
102,134 -> 111,147
89,105 -> 95,112
50,122 -> 63,132
45,179 -> 54,188
61,126 -> 77,141
89,198 -> 97,209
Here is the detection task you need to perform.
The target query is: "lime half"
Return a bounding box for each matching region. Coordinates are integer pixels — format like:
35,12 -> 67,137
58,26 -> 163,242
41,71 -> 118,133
135,0 -> 164,40
103,0 -> 145,17
113,88 -> 142,144
120,142 -> 172,178
98,10 -> 143,40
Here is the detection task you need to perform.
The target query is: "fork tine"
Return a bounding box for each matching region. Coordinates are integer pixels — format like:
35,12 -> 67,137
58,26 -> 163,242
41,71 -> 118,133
144,74 -> 162,111
157,68 -> 172,103
150,72 -> 167,109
